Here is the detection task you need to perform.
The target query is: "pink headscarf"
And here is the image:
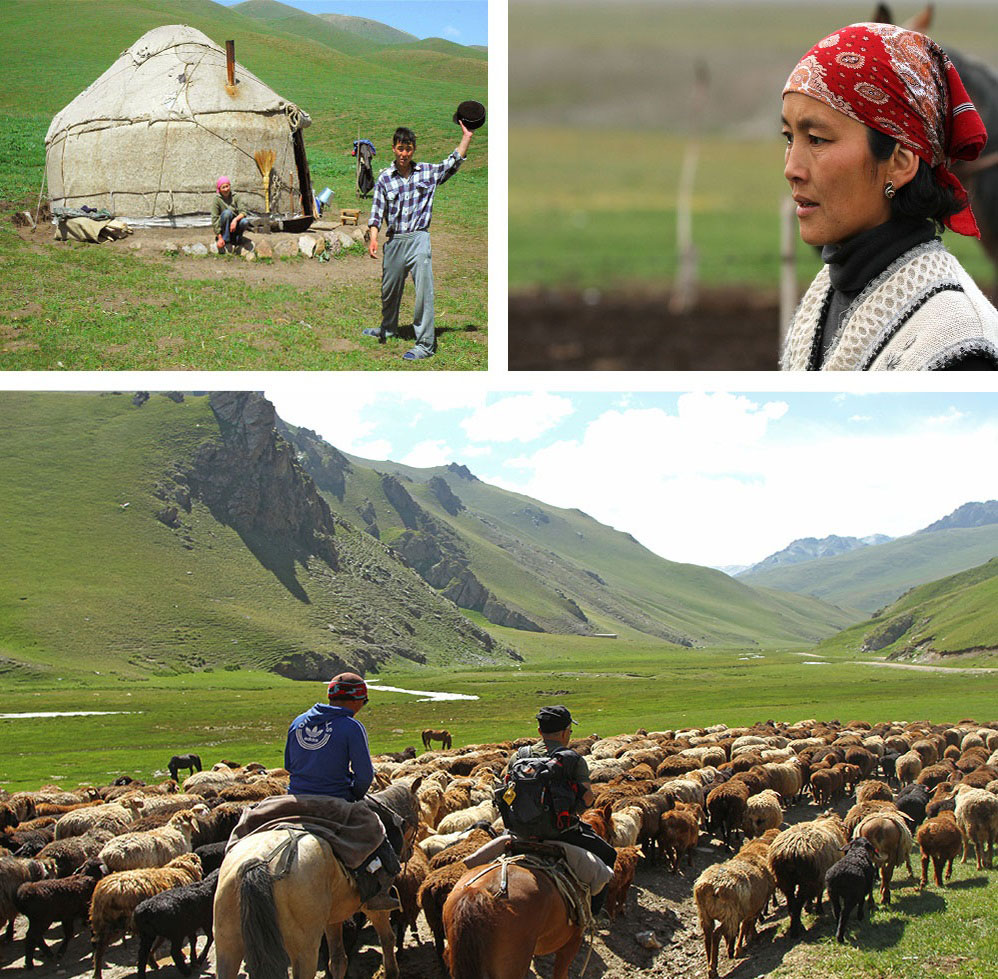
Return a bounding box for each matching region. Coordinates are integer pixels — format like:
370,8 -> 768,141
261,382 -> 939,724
216,176 -> 231,192
784,23 -> 988,237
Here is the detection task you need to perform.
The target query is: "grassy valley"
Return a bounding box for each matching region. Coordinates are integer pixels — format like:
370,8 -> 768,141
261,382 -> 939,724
740,525 -> 998,613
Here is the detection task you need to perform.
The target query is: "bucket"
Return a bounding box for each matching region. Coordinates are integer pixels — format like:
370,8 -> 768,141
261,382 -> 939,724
318,187 -> 333,205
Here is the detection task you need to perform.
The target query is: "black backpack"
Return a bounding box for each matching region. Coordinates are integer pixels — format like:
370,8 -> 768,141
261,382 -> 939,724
495,747 -> 580,839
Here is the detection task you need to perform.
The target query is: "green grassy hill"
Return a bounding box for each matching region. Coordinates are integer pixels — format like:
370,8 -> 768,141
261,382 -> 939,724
0,392 -> 505,685
233,0 -> 406,57
740,525 -> 998,613
815,557 -> 998,662
0,0 -> 486,369
317,12 -> 417,46
280,438 -> 859,648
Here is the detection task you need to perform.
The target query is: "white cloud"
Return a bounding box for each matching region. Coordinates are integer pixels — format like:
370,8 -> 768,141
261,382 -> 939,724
401,440 -> 454,468
849,415 -> 872,423
461,444 -> 493,458
926,407 -> 966,425
463,394 -> 575,444
444,24 -> 461,39
491,394 -> 998,568
351,439 -> 393,461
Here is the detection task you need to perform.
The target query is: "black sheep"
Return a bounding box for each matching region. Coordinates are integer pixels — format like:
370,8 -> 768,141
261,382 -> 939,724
879,751 -> 900,785
14,859 -> 105,968
133,868 -> 220,976
192,841 -> 227,875
826,837 -> 879,943
895,784 -> 931,829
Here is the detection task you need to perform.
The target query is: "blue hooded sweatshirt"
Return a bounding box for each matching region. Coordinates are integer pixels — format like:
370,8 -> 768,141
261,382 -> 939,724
284,703 -> 374,800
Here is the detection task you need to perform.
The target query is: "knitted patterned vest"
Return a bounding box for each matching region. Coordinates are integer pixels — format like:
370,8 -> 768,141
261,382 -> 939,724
781,240 -> 998,371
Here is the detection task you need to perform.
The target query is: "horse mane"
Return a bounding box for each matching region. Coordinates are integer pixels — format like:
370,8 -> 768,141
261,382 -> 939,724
370,780 -> 421,828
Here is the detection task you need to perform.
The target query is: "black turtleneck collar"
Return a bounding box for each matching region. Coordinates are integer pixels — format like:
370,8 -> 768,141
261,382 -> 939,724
817,216 -> 937,362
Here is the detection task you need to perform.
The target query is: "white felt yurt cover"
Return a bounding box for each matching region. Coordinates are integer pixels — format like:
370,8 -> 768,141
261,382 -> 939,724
46,25 -> 311,225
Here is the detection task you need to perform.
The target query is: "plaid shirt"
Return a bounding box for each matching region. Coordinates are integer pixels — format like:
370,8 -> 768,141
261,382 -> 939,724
368,150 -> 464,234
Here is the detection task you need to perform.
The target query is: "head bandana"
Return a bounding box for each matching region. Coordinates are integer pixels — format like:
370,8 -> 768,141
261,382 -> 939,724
216,176 -> 231,191
783,23 -> 987,237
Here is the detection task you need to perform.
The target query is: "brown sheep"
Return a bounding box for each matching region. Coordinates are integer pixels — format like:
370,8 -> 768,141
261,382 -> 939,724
844,799 -> 897,837
656,803 -> 700,872
856,779 -> 894,805
916,812 -> 963,888
604,845 -> 641,919
955,786 -> 998,869
694,842 -> 776,978
895,750 -> 923,786
392,845 -> 429,954
707,780 -> 750,848
0,856 -> 56,943
743,790 -> 783,840
427,828 -> 494,871
854,811 -> 914,904
809,768 -> 843,807
89,852 -> 202,979
418,860 -> 471,959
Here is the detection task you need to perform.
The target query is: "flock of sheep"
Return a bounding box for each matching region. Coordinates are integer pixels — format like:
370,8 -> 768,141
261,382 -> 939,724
2,716 -> 998,979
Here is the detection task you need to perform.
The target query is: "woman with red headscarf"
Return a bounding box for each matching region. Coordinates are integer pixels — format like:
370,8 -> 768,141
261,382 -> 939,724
780,23 -> 998,370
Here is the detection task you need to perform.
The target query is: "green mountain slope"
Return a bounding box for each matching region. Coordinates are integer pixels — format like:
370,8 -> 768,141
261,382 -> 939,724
317,12 -> 417,45
815,558 -> 998,660
279,436 -> 859,648
739,526 -> 998,613
0,393 -> 507,684
232,0 -> 395,57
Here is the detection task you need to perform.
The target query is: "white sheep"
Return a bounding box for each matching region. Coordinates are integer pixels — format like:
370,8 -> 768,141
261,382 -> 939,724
98,807 -> 206,872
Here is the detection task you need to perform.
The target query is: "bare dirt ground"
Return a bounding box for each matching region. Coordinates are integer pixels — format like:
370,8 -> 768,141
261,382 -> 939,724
0,801 -> 846,979
508,288 -> 781,371
11,220 -> 472,293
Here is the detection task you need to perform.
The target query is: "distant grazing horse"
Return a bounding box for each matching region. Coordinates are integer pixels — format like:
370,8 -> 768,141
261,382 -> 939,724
877,4 -> 998,295
443,859 -> 583,979
422,728 -> 452,751
213,779 -> 422,979
168,753 -> 202,782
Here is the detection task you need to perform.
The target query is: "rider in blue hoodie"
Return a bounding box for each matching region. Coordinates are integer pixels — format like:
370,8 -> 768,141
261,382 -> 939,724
285,678 -> 375,799
284,672 -> 400,910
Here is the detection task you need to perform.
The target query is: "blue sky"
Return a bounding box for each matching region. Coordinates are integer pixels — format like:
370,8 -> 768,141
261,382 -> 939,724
263,386 -> 998,569
215,0 -> 488,47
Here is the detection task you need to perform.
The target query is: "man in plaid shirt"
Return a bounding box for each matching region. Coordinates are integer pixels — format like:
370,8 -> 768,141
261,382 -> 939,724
365,122 -> 474,360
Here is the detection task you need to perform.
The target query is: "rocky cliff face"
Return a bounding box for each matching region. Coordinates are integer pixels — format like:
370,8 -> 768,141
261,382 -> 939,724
743,533 -> 891,575
918,501 -> 998,534
179,392 -> 340,568
280,423 -> 353,501
429,476 -> 465,516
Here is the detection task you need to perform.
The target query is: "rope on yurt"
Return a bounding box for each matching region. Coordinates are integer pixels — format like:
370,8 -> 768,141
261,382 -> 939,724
33,167 -> 47,227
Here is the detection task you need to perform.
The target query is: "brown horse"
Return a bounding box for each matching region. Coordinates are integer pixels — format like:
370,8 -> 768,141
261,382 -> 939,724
213,780 -> 421,979
422,728 -> 452,750
442,859 -> 583,979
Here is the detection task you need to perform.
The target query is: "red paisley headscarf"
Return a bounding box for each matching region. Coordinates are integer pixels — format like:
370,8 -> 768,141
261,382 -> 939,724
783,23 -> 987,237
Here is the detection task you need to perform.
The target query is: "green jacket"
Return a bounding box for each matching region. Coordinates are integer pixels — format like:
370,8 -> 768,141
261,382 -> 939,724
211,192 -> 249,234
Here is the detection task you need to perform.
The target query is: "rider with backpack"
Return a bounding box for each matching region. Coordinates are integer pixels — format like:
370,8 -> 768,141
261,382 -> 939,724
497,706 -> 617,910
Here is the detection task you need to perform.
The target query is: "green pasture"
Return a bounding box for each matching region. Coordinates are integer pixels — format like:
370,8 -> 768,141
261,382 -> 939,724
5,630 -> 998,791
508,0 -> 996,292
0,0 -> 486,369
770,861 -> 998,979
508,127 -> 992,292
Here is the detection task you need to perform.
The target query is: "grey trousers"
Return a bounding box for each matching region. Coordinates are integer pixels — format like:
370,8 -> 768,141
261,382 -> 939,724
380,230 -> 435,355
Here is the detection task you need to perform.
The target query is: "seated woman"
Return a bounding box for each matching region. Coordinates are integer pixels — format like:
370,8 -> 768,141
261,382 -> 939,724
211,176 -> 250,252
780,23 -> 998,370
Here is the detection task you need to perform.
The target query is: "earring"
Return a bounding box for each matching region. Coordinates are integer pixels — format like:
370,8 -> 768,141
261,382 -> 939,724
884,181 -> 896,199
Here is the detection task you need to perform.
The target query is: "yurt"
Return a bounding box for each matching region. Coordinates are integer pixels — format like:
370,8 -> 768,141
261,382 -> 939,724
45,25 -> 314,226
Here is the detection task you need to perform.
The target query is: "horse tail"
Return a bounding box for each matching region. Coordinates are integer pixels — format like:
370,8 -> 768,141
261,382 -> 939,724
239,858 -> 291,979
445,887 -> 500,979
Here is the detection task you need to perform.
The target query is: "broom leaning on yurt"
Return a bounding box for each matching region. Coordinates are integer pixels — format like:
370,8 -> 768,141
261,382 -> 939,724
45,24 -> 315,228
